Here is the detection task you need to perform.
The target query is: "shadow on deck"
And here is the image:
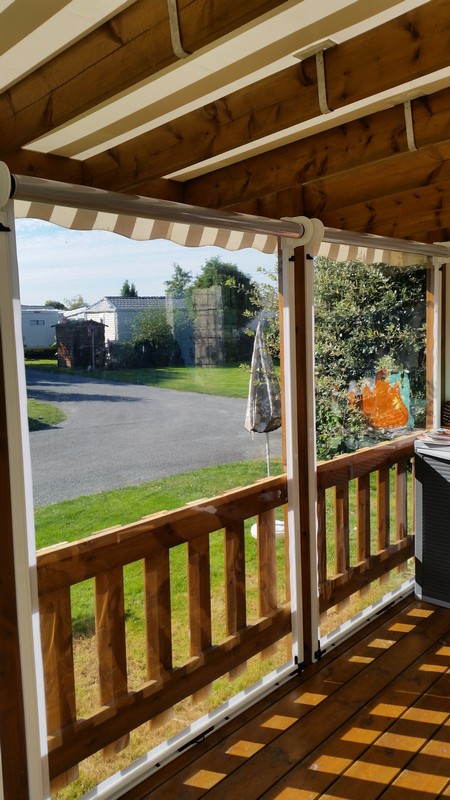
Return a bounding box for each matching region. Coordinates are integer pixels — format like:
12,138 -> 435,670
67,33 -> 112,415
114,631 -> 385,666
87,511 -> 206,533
122,596 -> 450,800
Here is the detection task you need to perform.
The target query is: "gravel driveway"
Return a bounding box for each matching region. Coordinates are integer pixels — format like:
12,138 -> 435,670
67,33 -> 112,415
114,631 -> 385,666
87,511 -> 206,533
26,369 -> 281,507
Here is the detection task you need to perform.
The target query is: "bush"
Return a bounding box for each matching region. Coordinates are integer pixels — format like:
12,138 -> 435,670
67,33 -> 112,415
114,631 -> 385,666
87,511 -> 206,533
106,342 -> 139,369
24,344 -> 57,360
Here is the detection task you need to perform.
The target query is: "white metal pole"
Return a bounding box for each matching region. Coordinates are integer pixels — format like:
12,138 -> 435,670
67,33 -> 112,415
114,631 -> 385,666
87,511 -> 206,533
280,241 -> 304,665
0,199 -> 50,799
433,258 -> 443,427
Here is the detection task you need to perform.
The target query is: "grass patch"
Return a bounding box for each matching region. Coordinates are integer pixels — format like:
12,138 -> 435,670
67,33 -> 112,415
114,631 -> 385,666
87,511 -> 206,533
25,361 -> 280,399
27,398 -> 66,431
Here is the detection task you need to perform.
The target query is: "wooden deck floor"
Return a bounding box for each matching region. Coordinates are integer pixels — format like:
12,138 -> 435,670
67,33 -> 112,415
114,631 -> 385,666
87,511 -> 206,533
122,597 -> 450,800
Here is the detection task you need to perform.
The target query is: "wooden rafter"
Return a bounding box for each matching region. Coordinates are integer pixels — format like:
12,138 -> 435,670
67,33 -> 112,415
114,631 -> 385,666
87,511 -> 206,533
0,0 -> 288,156
183,87 -> 450,209
79,0 -> 450,192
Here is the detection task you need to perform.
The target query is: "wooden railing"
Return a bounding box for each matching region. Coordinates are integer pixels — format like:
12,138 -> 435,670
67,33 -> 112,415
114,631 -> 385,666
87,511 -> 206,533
317,433 -> 417,613
36,475 -> 289,786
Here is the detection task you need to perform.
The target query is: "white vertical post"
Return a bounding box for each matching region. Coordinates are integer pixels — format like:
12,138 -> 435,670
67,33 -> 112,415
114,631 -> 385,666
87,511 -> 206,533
280,232 -> 321,663
432,259 -> 442,427
0,198 -> 49,799
303,252 -> 320,654
280,243 -> 304,665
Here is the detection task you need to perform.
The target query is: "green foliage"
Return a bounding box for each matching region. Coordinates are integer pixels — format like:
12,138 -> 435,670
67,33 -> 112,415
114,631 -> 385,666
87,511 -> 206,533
24,343 -> 57,360
120,279 -> 138,297
164,263 -> 193,297
106,341 -> 139,369
314,258 -> 426,458
191,255 -> 255,327
63,294 -> 87,309
131,308 -> 181,367
245,263 -> 280,359
192,256 -> 252,291
44,299 -> 66,309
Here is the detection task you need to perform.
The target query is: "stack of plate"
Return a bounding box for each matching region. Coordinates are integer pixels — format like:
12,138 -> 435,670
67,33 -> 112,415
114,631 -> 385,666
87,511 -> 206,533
421,429 -> 450,446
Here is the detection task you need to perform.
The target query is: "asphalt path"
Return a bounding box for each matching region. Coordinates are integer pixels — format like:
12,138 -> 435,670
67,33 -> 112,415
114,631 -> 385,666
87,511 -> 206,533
26,369 -> 281,507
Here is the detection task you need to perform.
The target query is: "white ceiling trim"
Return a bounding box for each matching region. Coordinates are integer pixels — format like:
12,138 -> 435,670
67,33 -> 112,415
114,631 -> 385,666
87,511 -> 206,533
20,0 -> 430,161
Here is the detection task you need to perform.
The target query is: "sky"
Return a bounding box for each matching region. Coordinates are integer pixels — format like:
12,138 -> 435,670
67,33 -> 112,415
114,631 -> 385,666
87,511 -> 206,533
15,219 -> 277,307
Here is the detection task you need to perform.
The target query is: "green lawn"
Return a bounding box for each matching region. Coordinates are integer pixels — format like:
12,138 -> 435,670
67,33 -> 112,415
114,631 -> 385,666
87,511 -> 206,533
27,397 -> 66,431
25,360 -> 280,398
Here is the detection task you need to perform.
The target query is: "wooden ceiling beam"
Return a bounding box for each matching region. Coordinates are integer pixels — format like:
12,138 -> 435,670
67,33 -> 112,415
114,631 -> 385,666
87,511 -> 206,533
183,87 -> 450,209
303,142 -> 450,217
353,207 -> 450,241
319,178 -> 450,234
0,0 -> 287,156
84,0 -> 450,192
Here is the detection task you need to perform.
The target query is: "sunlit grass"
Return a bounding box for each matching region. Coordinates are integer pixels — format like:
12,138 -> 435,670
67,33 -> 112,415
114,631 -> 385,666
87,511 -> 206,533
27,397 -> 66,430
25,360 -> 280,398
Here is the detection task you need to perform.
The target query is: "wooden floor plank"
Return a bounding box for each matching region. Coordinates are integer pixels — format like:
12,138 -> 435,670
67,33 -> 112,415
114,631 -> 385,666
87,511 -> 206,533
120,600 -> 450,800
258,632 -> 450,799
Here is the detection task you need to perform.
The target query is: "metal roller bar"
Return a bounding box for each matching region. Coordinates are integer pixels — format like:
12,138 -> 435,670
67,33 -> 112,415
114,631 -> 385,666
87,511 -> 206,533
1,164 -> 309,241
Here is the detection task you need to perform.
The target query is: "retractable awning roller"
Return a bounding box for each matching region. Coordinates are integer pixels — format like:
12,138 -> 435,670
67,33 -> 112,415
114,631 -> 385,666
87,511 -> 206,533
1,161 -> 449,265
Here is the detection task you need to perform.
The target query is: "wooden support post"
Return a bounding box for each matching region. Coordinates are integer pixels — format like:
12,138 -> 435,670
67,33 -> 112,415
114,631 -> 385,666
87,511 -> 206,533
0,334 -> 32,800
39,588 -> 78,789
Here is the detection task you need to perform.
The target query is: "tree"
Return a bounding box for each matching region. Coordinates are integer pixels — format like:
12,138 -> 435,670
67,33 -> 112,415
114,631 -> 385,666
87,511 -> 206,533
245,258 -> 427,460
191,256 -> 256,326
192,256 -> 252,292
314,258 -> 426,459
63,294 -> 87,309
246,263 -> 280,359
120,280 -> 138,297
132,308 -> 180,367
164,263 -> 193,297
44,300 -> 66,309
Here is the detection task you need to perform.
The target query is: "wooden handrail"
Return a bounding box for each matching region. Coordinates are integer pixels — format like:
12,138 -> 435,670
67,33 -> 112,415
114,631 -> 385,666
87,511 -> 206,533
317,433 -> 418,614
37,474 -> 289,784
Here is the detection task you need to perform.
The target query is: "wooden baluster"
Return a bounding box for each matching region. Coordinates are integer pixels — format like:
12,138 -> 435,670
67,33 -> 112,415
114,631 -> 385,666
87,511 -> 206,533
39,587 -> 78,791
95,568 -> 129,756
396,457 -> 408,573
258,509 -> 278,659
334,482 -> 350,577
145,547 -> 172,678
334,482 -> 350,609
377,465 -> 390,584
225,521 -> 247,676
377,465 -> 390,550
357,473 -> 371,596
317,487 -> 327,589
225,521 -> 246,633
257,509 -> 277,618
188,534 -> 212,700
144,546 -> 173,728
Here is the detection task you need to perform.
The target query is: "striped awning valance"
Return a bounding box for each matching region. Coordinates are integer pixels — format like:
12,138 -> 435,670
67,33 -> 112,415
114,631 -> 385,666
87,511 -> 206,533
13,199 -> 279,254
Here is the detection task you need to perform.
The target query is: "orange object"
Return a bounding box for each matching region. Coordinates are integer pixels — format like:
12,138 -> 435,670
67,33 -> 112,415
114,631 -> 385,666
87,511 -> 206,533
361,374 -> 408,428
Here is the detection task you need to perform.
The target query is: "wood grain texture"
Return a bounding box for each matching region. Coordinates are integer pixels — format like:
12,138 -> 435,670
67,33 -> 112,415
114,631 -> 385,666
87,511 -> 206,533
0,0 -> 288,155
257,509 -> 277,617
95,568 -> 129,756
0,336 -> 30,798
37,475 -> 288,594
224,522 -> 246,635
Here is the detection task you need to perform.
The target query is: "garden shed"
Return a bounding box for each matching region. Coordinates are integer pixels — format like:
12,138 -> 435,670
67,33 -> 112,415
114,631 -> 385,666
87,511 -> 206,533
1,2 -> 450,800
55,319 -> 105,369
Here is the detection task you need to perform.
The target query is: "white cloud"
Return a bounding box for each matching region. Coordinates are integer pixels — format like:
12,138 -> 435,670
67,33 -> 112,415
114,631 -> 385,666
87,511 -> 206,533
15,220 -> 276,305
